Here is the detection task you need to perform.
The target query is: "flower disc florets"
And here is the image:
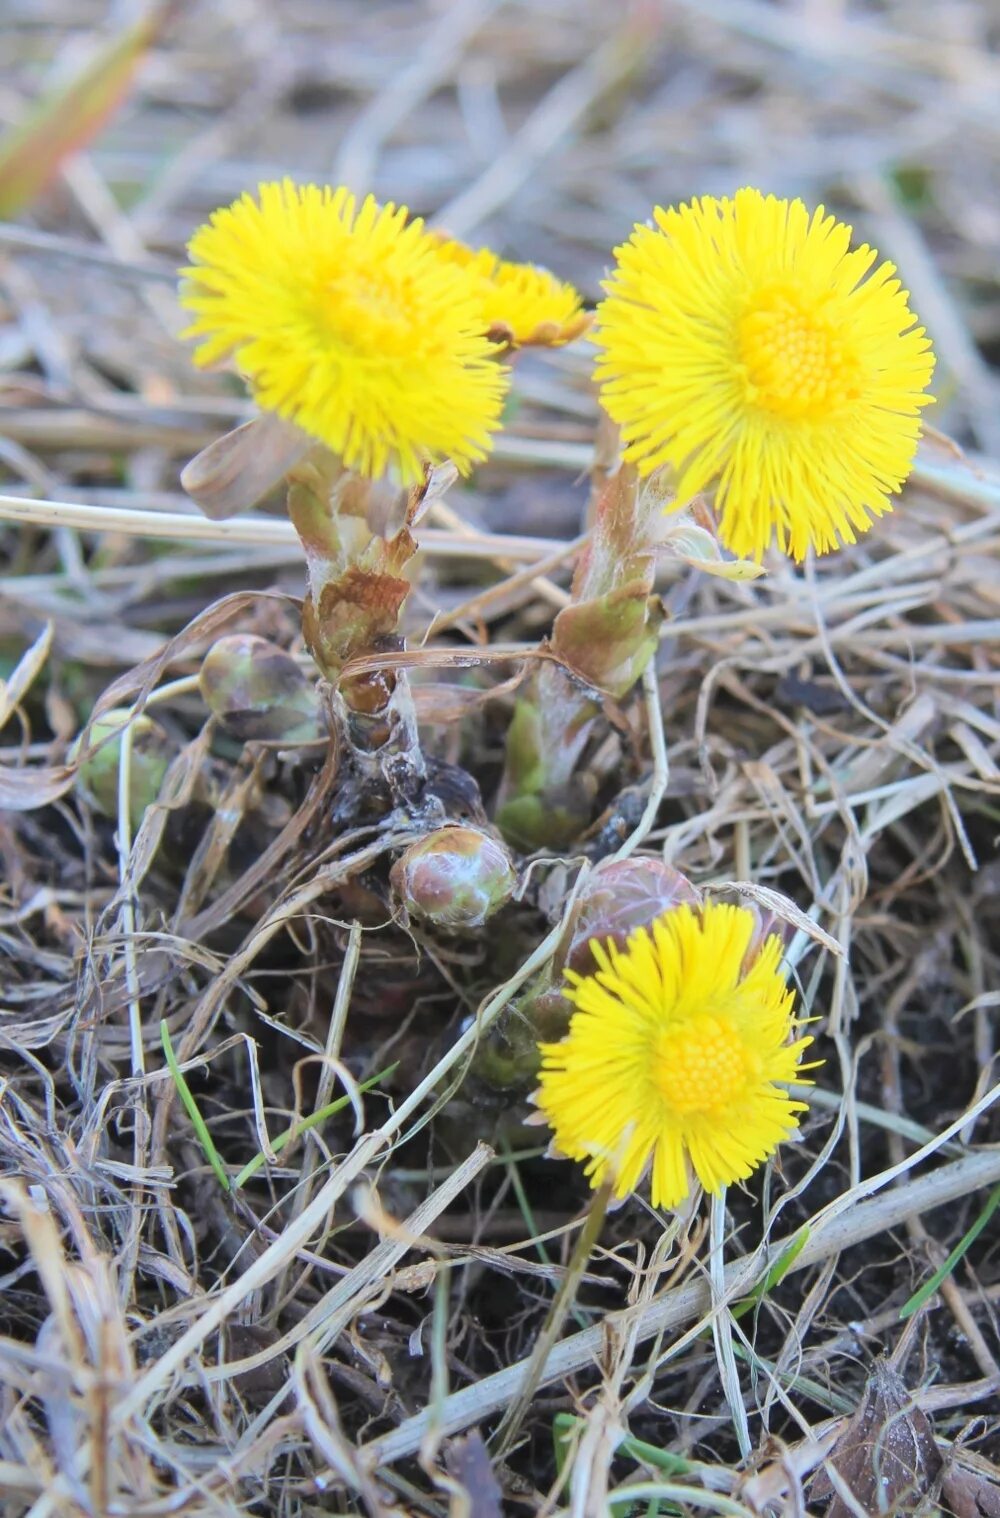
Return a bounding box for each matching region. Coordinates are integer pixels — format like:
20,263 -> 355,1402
180,181 -> 509,483
536,901 -> 814,1208
593,187 -> 936,561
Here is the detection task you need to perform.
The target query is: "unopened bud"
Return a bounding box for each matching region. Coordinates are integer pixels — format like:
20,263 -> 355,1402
562,857 -> 701,975
391,825 -> 517,931
470,992 -> 569,1092
200,635 -> 323,743
473,859 -> 700,1094
71,707 -> 171,826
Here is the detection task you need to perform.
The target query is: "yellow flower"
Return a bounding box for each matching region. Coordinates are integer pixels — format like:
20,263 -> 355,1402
593,188 -> 936,561
433,237 -> 590,347
536,902 -> 814,1208
180,181 -> 509,484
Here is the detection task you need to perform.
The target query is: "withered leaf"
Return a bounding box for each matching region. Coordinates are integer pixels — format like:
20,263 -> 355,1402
180,414 -> 309,519
0,620 -> 53,731
404,460 -> 457,527
0,760 -> 78,811
813,1358 -> 943,1516
941,1466 -> 1000,1518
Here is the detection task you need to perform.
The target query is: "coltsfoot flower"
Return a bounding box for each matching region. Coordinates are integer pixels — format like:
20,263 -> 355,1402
593,188 -> 936,561
434,237 -> 590,347
180,181 -> 509,483
536,901 -> 814,1208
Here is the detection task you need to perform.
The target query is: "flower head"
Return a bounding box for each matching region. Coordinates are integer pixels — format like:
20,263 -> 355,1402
536,901 -> 814,1209
434,237 -> 590,347
180,181 -> 509,483
593,188 -> 935,561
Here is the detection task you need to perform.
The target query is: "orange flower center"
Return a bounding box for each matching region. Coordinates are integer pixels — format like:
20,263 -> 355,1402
738,288 -> 861,420
654,1015 -> 748,1115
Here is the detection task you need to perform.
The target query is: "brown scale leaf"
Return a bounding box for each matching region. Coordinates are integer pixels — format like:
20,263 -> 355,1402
812,1359 -> 944,1517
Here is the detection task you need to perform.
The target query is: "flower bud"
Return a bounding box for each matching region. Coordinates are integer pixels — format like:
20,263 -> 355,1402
391,825 -> 517,931
71,707 -> 171,826
469,991 -> 569,1092
474,859 -> 700,1095
561,857 -> 701,975
199,635 -> 323,743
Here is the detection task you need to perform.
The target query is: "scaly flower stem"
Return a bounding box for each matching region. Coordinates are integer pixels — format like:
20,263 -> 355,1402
285,446 -> 430,812
496,462 -> 664,850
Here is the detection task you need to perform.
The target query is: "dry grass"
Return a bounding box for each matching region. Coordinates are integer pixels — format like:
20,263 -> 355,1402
1,2 -> 1000,1515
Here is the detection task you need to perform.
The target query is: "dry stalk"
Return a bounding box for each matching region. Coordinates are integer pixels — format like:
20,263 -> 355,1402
364,1138 -> 1000,1467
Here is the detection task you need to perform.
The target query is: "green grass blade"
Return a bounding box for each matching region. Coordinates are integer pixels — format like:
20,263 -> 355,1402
232,1062 -> 398,1190
731,1225 -> 810,1320
162,1023 -> 398,1197
613,1432 -> 696,1477
160,1019 -> 230,1192
554,1413 -> 696,1482
553,1412 -> 576,1485
899,1182 -> 1000,1320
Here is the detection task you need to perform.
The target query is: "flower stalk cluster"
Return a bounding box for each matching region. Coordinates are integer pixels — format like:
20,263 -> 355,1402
180,181 -> 590,833
174,178 -> 938,1204
285,448 -> 466,814
179,183 -> 936,826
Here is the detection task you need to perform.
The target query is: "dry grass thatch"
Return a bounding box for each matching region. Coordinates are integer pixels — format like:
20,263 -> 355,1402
1,2 -> 999,1515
